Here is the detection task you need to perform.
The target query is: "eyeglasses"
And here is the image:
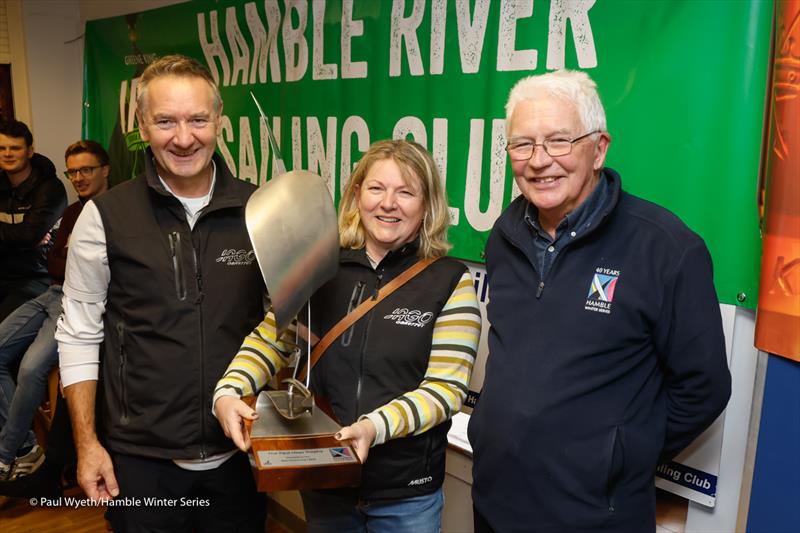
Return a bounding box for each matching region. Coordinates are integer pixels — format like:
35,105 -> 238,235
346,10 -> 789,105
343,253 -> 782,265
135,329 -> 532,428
64,166 -> 102,180
505,131 -> 600,161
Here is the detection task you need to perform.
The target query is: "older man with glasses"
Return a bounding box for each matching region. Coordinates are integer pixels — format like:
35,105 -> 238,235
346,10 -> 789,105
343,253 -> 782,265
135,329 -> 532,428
468,70 -> 732,532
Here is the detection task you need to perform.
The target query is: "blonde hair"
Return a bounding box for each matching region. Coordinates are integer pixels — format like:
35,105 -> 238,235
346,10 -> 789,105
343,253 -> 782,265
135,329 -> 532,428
339,139 -> 451,259
136,54 -> 222,115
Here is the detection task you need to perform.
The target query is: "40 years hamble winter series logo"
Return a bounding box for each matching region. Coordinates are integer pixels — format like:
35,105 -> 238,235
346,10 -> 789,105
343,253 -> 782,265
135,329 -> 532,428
585,266 -> 620,314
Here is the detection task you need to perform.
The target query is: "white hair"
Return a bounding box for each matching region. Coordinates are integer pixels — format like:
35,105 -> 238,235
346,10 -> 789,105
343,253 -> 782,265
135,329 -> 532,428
505,69 -> 607,135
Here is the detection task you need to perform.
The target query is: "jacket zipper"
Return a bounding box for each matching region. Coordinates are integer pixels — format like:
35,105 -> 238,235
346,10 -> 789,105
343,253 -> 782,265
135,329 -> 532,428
356,268 -> 383,416
117,322 -> 129,425
191,240 -> 207,459
185,203 -> 211,459
535,247 -> 572,299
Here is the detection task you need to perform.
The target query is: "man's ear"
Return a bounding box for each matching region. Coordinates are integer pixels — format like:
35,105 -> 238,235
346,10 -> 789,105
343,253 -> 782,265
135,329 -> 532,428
215,103 -> 224,137
137,112 -> 150,142
593,132 -> 611,171
26,144 -> 34,159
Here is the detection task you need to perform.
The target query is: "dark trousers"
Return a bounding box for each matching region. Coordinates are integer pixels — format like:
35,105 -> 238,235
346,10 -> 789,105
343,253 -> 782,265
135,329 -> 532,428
108,451 -> 266,533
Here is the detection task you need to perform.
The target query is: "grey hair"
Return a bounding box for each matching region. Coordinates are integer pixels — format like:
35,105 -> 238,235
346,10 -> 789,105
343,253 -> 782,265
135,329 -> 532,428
505,69 -> 607,134
136,54 -> 222,116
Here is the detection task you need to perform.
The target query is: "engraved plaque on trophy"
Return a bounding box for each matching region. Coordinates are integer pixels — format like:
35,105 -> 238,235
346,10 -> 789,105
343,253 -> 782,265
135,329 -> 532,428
244,391 -> 361,492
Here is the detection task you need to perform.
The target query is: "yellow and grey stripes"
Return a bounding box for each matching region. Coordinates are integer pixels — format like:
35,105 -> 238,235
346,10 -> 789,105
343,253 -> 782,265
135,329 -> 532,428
213,313 -> 296,404
362,272 -> 480,446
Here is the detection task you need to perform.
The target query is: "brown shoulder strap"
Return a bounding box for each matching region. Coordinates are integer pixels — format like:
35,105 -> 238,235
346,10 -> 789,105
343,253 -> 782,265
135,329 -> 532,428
295,256 -> 440,382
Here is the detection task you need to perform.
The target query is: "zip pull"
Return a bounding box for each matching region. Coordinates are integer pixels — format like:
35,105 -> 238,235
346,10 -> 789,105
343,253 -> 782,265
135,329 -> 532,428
373,271 -> 384,300
536,281 -> 545,299
192,248 -> 204,302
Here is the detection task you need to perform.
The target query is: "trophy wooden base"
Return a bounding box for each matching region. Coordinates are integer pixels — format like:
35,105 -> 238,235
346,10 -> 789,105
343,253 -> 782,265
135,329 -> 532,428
249,433 -> 362,492
244,392 -> 362,492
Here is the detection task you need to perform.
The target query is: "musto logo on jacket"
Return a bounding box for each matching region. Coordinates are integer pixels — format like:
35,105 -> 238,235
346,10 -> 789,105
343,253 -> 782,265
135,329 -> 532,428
383,308 -> 434,328
215,248 -> 256,266
585,266 -> 620,315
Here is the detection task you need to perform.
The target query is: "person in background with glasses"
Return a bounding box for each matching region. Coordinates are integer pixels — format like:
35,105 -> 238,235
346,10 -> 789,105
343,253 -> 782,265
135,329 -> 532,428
468,70 -> 731,532
0,120 -> 67,324
0,140 -> 108,485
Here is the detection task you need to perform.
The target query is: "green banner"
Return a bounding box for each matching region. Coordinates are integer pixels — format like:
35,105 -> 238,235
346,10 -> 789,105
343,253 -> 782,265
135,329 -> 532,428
83,0 -> 772,308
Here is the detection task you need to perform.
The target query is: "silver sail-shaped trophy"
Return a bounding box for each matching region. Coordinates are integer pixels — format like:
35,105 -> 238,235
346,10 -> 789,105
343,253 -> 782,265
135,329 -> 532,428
243,93 -> 360,492
245,93 -> 338,332
246,169 -> 338,331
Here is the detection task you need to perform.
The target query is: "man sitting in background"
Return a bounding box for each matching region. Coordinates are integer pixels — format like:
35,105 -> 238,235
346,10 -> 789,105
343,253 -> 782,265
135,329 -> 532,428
0,140 -> 109,482
0,120 -> 67,323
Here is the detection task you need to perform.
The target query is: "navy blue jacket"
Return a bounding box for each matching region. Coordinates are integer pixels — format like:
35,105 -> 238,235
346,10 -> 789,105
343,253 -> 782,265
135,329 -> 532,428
468,169 -> 731,532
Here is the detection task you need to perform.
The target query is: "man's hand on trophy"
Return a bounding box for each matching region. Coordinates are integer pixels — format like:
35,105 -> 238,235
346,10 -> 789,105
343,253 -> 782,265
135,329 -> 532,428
335,419 -> 377,463
215,396 -> 259,452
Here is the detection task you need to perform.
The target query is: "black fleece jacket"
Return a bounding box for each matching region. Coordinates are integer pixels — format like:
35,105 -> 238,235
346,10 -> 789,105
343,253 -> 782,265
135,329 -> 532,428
0,153 -> 67,282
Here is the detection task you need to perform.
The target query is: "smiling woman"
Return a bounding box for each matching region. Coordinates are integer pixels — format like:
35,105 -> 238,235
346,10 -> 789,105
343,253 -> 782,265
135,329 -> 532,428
214,139 -> 481,533
338,139 -> 451,261
356,157 -> 424,263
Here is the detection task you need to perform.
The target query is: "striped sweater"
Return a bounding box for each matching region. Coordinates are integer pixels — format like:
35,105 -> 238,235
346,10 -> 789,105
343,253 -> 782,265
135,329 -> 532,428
214,270 -> 480,446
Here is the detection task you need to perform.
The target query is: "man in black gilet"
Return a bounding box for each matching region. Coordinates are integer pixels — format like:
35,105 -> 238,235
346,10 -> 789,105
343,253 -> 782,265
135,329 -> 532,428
57,55 -> 266,533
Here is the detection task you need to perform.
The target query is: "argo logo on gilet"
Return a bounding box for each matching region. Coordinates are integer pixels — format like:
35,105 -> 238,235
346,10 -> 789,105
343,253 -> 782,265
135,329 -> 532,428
383,308 -> 434,328
215,249 -> 256,266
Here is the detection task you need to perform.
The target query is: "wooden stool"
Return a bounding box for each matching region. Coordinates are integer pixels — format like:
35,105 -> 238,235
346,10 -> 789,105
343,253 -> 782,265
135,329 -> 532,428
32,368 -> 61,449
